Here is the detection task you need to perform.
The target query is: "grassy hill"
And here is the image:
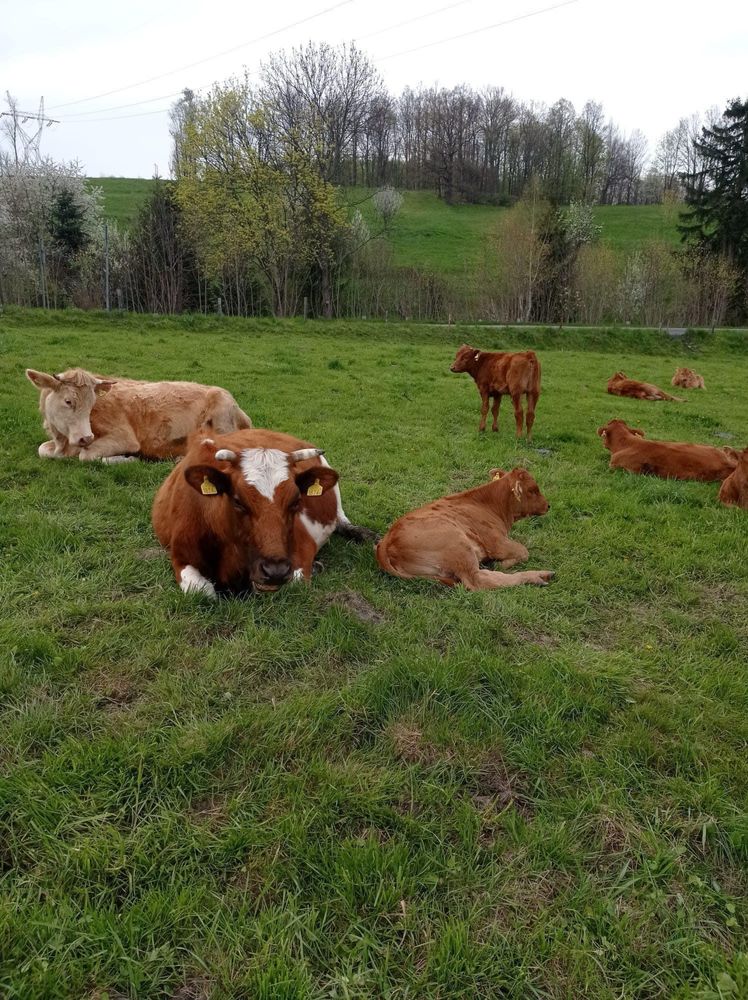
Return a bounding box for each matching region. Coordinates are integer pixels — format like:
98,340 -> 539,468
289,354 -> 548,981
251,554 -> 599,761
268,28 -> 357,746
2,308 -> 747,996
90,178 -> 682,276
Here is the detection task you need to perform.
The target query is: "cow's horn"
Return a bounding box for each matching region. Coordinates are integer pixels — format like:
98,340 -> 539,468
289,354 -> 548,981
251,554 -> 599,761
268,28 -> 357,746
289,448 -> 324,463
215,449 -> 237,461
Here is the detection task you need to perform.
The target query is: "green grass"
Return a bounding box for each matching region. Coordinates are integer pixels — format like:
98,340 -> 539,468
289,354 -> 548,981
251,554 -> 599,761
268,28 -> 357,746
2,309 -> 747,998
93,177 -> 680,268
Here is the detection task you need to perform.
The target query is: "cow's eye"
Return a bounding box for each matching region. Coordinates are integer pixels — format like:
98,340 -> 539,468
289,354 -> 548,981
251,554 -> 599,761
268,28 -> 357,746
64,399 -> 74,407
232,497 -> 247,514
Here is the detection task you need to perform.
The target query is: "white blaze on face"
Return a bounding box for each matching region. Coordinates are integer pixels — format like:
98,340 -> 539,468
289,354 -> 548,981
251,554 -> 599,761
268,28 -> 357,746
240,448 -> 291,499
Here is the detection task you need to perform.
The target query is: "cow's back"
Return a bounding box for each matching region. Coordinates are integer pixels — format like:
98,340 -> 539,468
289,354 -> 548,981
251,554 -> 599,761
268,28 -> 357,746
485,351 -> 539,394
615,439 -> 736,481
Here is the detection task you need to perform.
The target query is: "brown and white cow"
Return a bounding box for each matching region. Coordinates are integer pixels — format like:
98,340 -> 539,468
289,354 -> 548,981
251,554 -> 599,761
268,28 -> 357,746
597,418 -> 738,482
450,344 -> 541,436
719,447 -> 748,509
606,371 -> 684,402
672,367 -> 706,390
375,468 -> 553,590
26,367 -> 251,463
152,428 -> 368,597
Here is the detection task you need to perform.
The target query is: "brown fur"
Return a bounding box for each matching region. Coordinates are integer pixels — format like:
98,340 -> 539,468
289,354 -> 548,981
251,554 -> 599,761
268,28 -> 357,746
450,344 -> 541,436
26,366 -> 251,461
376,468 -> 553,590
597,418 -> 738,482
672,367 -> 706,390
152,429 -> 342,594
719,447 -> 748,509
606,371 -> 684,402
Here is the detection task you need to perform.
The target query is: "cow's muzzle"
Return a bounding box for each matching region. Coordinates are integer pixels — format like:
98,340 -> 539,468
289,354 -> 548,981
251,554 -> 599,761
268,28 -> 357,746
77,433 -> 95,448
254,558 -> 292,591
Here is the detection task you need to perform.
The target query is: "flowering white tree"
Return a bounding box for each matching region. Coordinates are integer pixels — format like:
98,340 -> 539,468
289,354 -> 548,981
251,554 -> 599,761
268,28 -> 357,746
373,185 -> 403,233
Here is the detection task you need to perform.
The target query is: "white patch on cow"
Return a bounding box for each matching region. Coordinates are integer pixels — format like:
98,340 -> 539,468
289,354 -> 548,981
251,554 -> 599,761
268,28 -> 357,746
292,568 -> 304,583
240,447 -> 290,500
299,511 -> 335,550
201,437 -> 215,445
180,565 -> 217,598
101,455 -> 137,465
319,453 -> 350,527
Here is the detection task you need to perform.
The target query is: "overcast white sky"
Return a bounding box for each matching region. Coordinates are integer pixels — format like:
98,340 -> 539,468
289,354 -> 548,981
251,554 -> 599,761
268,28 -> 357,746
3,0 -> 747,177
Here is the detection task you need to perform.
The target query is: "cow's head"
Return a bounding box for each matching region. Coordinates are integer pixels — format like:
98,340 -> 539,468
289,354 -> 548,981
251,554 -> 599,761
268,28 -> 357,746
609,371 -> 627,382
26,367 -> 115,449
183,441 -> 339,592
450,344 -> 480,372
597,418 -> 645,450
490,467 -> 549,518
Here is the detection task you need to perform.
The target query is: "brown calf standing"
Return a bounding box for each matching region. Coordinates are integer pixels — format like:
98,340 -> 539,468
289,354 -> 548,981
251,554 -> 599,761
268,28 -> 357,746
450,344 -> 541,437
597,419 -> 738,482
719,447 -> 748,509
607,371 -> 684,402
672,367 -> 706,390
375,468 -> 553,590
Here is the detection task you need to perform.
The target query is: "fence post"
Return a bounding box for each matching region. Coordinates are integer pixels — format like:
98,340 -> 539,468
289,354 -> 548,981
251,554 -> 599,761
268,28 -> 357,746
216,296 -> 223,316
303,296 -> 309,319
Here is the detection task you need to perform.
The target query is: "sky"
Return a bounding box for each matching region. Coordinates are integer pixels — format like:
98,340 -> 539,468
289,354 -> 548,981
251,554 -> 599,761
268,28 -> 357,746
3,0 -> 747,177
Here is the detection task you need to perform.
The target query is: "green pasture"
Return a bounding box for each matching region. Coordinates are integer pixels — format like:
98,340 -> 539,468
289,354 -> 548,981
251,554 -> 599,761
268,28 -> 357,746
1,310 -> 747,998
91,177 -> 681,272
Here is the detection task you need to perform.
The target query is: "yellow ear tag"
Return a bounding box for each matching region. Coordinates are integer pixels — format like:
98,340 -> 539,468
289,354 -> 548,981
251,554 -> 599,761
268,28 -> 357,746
492,472 -> 503,481
201,477 -> 218,496
306,478 -> 323,497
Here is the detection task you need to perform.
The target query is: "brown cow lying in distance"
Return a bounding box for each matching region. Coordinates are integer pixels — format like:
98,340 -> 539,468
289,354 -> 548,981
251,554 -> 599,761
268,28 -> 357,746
152,429 -> 367,596
450,344 -> 541,436
376,468 -> 553,590
719,448 -> 748,509
607,371 -> 683,402
27,367 -> 252,463
597,419 -> 738,482
672,367 -> 706,390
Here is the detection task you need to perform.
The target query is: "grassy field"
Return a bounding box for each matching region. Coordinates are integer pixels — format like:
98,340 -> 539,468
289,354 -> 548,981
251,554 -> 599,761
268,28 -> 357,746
91,177 -> 681,273
2,310 -> 747,998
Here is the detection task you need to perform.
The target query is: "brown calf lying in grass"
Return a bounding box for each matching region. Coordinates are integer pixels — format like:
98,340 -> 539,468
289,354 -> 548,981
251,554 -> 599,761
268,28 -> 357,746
450,344 -> 541,437
607,371 -> 684,402
719,448 -> 748,508
597,419 -> 739,482
672,367 -> 706,390
376,468 -> 553,590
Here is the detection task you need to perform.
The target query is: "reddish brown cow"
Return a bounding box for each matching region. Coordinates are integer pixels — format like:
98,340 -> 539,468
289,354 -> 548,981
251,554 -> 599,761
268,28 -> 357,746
672,367 -> 706,390
152,429 -> 366,596
450,344 -> 541,436
597,419 -> 738,482
719,447 -> 748,509
607,371 -> 684,402
26,367 -> 251,463
375,468 -> 553,590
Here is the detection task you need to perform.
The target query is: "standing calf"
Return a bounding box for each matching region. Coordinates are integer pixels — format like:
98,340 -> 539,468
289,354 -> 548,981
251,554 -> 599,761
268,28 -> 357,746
450,344 -> 541,437
376,468 -> 553,590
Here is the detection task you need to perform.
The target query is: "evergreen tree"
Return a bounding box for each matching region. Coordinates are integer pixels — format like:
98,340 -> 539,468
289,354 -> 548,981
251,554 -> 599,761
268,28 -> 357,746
678,97 -> 748,275
50,188 -> 89,255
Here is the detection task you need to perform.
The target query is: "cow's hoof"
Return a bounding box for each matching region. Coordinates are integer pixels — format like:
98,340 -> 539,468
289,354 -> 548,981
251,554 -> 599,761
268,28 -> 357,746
102,455 -> 137,465
530,570 -> 554,586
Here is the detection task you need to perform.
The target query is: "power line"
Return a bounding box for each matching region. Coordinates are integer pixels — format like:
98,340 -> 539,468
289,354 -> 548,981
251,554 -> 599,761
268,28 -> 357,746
47,0 -> 355,112
376,0 -> 580,61
355,0 -> 476,42
61,107 -> 174,125
62,91 -> 184,119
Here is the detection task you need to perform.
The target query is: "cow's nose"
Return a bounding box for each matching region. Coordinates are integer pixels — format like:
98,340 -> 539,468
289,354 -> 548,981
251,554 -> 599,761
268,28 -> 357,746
260,558 -> 292,584
78,434 -> 94,447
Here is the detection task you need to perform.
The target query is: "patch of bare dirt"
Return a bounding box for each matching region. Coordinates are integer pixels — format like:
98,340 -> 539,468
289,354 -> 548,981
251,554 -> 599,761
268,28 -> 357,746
188,794 -> 229,828
89,671 -> 140,711
470,752 -> 534,821
388,722 -> 449,766
171,978 -> 211,1000
511,626 -> 560,648
135,545 -> 164,561
323,589 -> 386,625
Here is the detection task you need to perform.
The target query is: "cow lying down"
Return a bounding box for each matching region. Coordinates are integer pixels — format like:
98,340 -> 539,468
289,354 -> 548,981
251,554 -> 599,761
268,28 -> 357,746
152,429 -> 370,597
672,367 -> 706,390
719,447 -> 748,509
376,468 -> 553,590
607,371 -> 683,402
598,419 -> 739,482
26,367 -> 251,463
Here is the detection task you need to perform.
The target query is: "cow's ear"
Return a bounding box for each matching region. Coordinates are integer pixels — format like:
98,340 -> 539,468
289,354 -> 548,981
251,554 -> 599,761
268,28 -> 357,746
95,379 -> 116,394
296,466 -> 339,496
26,368 -> 60,391
631,427 -> 645,438
596,425 -> 606,437
512,478 -> 524,500
489,467 -> 506,481
184,464 -> 231,496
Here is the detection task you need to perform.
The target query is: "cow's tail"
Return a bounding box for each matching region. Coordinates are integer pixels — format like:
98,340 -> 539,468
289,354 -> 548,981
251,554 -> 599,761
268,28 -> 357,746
662,390 -> 685,403
375,536 -> 402,576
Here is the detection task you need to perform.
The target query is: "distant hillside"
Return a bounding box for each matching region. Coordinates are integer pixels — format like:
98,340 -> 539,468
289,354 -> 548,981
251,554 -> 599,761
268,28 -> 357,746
90,177 -> 682,275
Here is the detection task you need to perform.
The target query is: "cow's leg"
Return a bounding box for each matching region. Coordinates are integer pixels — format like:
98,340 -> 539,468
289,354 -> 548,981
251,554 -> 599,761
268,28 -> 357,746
175,561 -> 217,598
478,391 -> 490,432
79,428 -> 140,463
511,394 -> 524,438
459,565 -> 554,590
489,538 -> 530,569
525,392 -> 539,439
38,440 -> 63,458
491,395 -> 501,432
